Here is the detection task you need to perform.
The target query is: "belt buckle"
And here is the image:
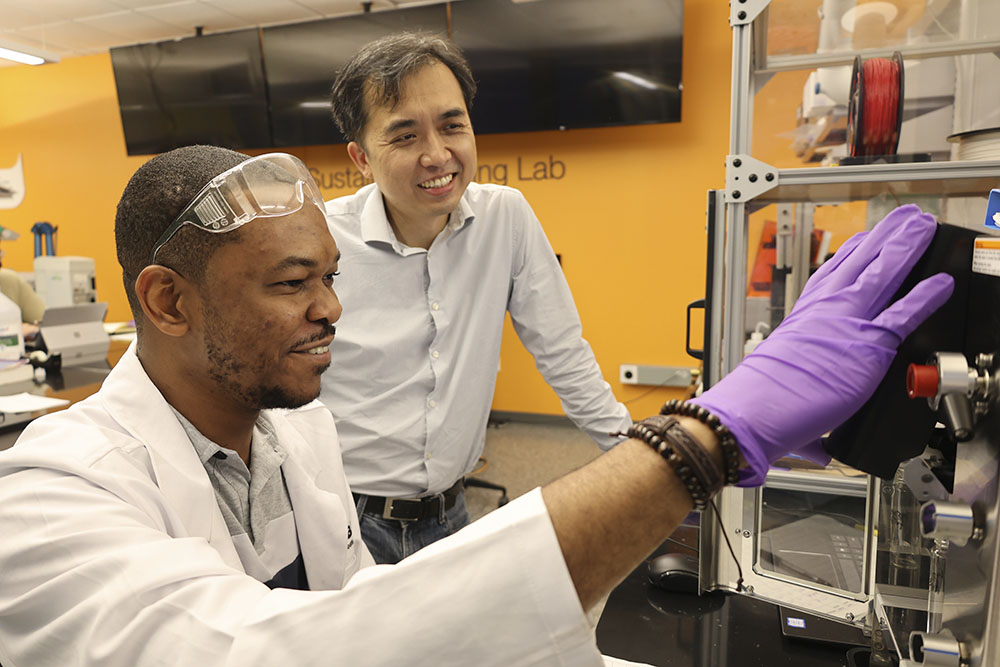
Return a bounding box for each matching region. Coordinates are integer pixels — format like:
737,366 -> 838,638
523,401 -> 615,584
382,497 -> 417,521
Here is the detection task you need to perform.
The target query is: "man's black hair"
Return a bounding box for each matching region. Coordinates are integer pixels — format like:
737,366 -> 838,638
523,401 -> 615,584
114,145 -> 249,324
330,32 -> 477,145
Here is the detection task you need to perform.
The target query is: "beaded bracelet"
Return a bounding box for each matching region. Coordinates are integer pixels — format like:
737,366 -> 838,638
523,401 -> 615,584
617,412 -> 747,591
659,399 -> 741,486
625,415 -> 723,510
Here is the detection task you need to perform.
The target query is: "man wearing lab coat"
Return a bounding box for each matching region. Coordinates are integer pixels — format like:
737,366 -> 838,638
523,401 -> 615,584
0,143 -> 953,666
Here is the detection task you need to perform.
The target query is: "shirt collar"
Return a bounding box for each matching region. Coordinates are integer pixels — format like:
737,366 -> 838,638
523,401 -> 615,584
359,183 -> 477,252
169,405 -> 286,469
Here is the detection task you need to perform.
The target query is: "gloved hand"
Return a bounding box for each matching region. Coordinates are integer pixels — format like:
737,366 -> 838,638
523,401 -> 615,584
691,204 -> 955,486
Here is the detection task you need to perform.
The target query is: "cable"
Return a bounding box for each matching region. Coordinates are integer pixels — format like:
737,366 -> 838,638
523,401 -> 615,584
622,370 -> 700,406
709,497 -> 745,592
622,379 -> 674,405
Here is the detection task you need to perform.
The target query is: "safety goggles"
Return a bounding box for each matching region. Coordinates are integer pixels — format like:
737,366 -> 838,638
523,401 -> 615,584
150,153 -> 325,263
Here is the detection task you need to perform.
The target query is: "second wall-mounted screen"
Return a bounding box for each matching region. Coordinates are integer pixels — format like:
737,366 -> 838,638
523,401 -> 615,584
263,4 -> 449,147
451,0 -> 683,134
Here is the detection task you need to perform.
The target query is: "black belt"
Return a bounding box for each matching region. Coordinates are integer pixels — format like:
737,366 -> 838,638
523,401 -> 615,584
354,479 -> 464,521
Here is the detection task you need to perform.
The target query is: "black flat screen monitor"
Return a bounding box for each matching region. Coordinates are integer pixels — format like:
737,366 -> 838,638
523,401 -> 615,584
111,29 -> 272,155
450,0 -> 683,134
263,5 -> 449,147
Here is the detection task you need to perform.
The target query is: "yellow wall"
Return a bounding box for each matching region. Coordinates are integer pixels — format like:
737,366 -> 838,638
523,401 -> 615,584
0,1 -> 735,419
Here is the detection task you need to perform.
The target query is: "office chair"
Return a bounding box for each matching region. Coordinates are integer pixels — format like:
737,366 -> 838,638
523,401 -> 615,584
465,457 -> 508,507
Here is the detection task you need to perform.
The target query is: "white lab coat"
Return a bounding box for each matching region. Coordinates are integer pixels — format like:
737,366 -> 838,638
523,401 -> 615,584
0,343 -> 601,666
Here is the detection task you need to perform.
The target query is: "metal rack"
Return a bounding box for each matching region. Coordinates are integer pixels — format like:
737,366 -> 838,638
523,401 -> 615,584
700,2 -> 1000,662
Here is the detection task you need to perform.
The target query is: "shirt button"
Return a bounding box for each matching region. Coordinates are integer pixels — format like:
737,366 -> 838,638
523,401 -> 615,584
431,302 -> 440,311
428,399 -> 437,408
425,452 -> 432,460
431,350 -> 440,359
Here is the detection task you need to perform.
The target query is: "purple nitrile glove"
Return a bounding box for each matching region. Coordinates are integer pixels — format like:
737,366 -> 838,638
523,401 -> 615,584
691,204 -> 955,486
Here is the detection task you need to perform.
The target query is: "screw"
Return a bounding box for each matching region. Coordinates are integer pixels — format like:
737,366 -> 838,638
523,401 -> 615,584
732,158 -> 742,167
748,174 -> 758,182
846,612 -> 855,622
738,10 -> 747,20
732,190 -> 742,199
765,173 -> 775,181
742,530 -> 751,538
922,473 -> 934,483
744,585 -> 754,594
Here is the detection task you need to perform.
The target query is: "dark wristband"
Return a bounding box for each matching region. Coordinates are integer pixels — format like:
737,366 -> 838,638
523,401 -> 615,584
659,399 -> 741,485
627,415 -> 724,510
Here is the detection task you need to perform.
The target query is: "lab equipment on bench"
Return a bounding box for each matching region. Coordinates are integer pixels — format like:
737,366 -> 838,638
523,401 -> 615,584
700,189 -> 1000,666
699,3 -> 1000,664
34,256 -> 97,307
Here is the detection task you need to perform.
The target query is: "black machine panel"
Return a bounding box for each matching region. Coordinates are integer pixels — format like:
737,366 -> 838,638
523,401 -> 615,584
825,223 -> 1000,478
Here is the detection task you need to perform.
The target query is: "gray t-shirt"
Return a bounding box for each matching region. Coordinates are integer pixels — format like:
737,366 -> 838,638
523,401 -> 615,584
171,408 -> 308,590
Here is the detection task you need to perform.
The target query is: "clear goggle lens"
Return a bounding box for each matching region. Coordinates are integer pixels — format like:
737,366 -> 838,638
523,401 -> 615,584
151,153 -> 324,263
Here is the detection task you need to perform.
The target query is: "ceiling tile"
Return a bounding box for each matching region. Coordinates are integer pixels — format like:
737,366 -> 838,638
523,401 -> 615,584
18,20 -> 123,53
79,10 -> 187,44
291,0 -> 382,17
138,1 -> 249,34
0,0 -> 459,60
24,0 -> 125,21
0,33 -> 74,59
0,4 -> 49,30
107,0 -> 197,8
205,0 -> 322,25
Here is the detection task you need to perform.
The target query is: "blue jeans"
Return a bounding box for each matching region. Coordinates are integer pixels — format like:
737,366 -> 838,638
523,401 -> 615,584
355,491 -> 471,564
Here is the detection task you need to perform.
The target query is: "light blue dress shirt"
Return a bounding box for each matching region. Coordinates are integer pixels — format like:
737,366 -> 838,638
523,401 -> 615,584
322,182 -> 631,497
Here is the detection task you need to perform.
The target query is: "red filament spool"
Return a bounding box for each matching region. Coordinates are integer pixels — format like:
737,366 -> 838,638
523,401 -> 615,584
847,52 -> 904,159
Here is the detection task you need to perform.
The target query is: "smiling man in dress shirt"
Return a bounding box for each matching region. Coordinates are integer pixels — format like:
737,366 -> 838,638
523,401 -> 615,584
319,33 -> 632,564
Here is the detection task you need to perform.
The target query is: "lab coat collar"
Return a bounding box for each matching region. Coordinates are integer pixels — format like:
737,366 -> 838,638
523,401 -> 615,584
98,342 -> 361,587
358,183 -> 476,252
275,408 -> 355,589
98,341 -> 242,569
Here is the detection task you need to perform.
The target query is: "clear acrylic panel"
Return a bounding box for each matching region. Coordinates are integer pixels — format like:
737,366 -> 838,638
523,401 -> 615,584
765,0 -> 1000,59
757,486 -> 869,594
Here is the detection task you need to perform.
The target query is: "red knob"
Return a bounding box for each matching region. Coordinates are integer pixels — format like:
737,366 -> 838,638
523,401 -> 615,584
907,363 -> 939,399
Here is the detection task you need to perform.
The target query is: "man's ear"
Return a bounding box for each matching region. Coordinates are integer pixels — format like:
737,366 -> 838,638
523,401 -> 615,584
134,265 -> 195,337
347,141 -> 373,179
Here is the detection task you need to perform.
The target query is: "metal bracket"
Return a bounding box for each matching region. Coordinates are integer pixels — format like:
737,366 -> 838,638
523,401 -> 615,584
900,457 -> 949,504
730,0 -> 769,26
725,154 -> 779,203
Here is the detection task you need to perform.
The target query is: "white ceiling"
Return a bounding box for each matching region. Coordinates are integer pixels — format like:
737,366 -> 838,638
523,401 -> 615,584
0,0 -> 443,66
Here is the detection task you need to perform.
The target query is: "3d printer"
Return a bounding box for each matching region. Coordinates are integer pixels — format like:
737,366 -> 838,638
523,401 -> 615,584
700,189 -> 1000,667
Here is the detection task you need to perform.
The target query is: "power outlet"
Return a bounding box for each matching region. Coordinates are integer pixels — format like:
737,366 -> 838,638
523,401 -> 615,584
620,364 -> 693,387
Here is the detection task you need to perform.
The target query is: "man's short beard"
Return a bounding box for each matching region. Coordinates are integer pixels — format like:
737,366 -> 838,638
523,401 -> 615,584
201,300 -> 330,411
255,363 -> 329,409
